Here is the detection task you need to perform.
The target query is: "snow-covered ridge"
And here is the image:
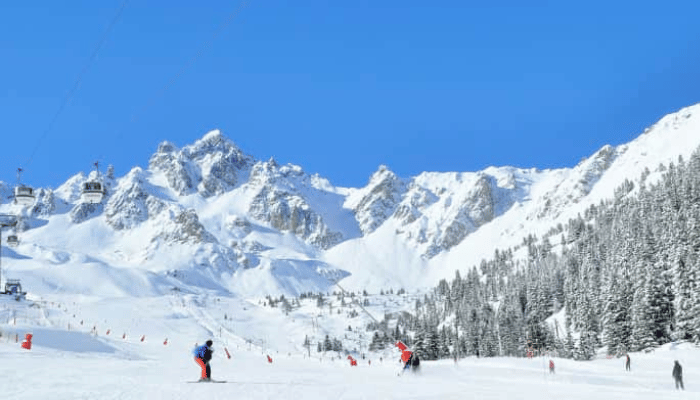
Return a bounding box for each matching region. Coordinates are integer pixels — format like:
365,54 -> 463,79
1,103 -> 699,296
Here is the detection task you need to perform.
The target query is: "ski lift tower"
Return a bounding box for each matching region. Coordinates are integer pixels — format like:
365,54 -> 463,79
0,214 -> 18,291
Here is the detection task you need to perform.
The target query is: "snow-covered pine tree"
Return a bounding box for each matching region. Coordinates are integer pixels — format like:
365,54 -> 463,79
672,252 -> 695,341
424,326 -> 439,360
412,324 -> 427,358
564,327 -> 575,359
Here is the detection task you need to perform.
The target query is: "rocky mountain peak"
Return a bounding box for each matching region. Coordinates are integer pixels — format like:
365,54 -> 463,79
155,141 -> 177,154
182,129 -> 242,160
5,103 -> 699,296
350,165 -> 407,235
149,130 -> 253,197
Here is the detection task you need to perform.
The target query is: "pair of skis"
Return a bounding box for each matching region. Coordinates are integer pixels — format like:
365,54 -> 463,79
187,380 -> 301,385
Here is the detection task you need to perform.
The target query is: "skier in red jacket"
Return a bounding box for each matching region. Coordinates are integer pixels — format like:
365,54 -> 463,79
395,341 -> 420,372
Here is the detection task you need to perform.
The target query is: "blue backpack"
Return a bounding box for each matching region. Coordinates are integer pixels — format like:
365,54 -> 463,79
193,344 -> 208,358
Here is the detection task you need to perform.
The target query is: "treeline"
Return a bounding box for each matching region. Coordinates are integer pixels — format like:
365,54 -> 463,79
399,146 -> 700,361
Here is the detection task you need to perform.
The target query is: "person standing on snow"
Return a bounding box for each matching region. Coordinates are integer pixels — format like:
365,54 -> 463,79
395,340 -> 419,372
549,360 -> 555,374
401,351 -> 414,371
625,354 -> 631,371
194,340 -> 214,381
672,360 -> 684,390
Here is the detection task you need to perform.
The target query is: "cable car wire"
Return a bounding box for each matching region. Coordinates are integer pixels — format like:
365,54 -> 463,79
25,0 -> 130,168
129,0 -> 248,125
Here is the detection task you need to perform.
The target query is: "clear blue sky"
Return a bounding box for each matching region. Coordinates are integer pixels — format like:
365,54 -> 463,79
2,1 -> 700,190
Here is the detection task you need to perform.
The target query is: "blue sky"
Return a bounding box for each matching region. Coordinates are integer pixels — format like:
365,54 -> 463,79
2,1 -> 700,190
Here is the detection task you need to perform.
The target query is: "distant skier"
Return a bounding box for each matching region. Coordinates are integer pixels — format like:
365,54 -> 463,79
672,360 -> 684,390
625,354 -> 631,371
194,340 -> 214,381
549,360 -> 555,374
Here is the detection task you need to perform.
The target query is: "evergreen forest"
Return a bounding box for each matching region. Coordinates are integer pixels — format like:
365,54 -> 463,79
391,146 -> 700,361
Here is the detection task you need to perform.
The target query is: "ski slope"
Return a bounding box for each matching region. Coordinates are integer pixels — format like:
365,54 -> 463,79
0,294 -> 697,399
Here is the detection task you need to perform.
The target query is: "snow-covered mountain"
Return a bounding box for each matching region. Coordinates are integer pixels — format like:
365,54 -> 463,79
2,103 -> 700,297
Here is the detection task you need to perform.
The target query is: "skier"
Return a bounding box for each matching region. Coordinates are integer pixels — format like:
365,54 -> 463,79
193,340 -> 214,381
625,354 -> 630,371
395,341 -> 412,370
395,341 -> 420,372
549,360 -> 555,374
401,351 -> 413,370
672,360 -> 684,390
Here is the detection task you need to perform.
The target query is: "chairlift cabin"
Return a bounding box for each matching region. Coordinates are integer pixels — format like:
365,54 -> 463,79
2,279 -> 26,299
13,168 -> 35,207
81,162 -> 105,204
14,186 -> 35,206
81,181 -> 105,204
6,234 -> 19,247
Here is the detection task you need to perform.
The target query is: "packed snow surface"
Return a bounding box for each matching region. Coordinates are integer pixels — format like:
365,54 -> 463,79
1,294 -> 697,399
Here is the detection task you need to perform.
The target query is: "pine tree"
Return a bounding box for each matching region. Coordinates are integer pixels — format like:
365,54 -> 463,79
323,335 -> 332,352
576,332 -> 596,361
425,326 -> 439,360
412,325 -> 427,358
497,292 -> 523,356
673,252 -> 696,341
565,328 -> 575,359
602,272 -> 631,355
439,327 -> 451,359
281,296 -> 292,315
369,332 -> 381,351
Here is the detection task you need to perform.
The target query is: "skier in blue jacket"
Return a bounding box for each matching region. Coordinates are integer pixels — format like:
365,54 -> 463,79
194,340 -> 214,381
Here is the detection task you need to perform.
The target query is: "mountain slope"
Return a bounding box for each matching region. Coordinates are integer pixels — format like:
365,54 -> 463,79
1,103 -> 699,296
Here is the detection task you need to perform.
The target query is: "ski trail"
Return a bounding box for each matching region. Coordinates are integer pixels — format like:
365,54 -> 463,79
176,293 -> 253,351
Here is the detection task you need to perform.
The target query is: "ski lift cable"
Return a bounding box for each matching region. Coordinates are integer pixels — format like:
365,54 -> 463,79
24,0 -> 130,169
127,0 -> 248,126
331,278 -> 402,347
102,0 -> 248,169
333,280 -> 382,326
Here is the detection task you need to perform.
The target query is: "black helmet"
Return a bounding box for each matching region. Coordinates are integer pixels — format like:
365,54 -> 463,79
206,340 -> 213,346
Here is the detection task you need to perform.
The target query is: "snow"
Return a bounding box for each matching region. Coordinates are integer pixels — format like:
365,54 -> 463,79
1,292 -> 698,399
0,104 -> 699,398
3,104 -> 700,296
429,104 -> 700,284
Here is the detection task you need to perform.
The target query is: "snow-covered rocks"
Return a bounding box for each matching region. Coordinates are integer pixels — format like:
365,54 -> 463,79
249,186 -> 342,250
3,102 -> 700,295
149,130 -> 253,197
349,165 -> 407,235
